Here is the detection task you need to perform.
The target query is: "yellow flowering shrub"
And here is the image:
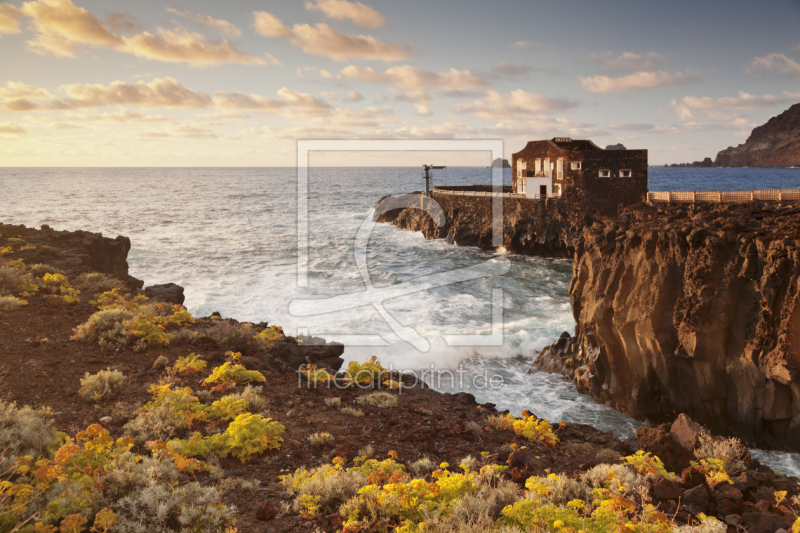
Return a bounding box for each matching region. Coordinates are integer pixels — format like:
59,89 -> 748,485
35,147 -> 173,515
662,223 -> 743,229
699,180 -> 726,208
168,413 -> 284,462
512,416 -> 559,448
344,356 -> 390,387
203,362 -> 266,392
623,451 -> 676,481
174,353 -> 207,375
299,364 -> 333,384
255,326 -> 284,349
42,273 -> 80,304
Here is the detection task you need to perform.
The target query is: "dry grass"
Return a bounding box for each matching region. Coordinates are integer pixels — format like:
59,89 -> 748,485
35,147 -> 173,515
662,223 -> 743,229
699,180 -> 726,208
79,368 -> 127,403
307,432 -> 335,447
355,392 -> 397,408
694,434 -> 748,475
340,407 -> 364,417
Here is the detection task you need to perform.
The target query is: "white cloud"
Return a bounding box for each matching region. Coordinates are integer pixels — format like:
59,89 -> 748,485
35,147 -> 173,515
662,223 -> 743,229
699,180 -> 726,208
0,81 -> 51,98
253,10 -> 411,61
414,103 -> 432,116
66,109 -> 169,122
0,122 -> 27,134
0,77 -> 333,117
511,40 -> 543,49
580,71 -> 700,93
746,53 -> 800,79
304,0 -> 386,28
121,28 -> 265,66
483,118 -> 605,139
346,91 -> 363,102
320,91 -> 337,99
18,0 -> 265,65
0,3 -> 22,34
609,121 -> 679,134
166,8 -> 242,37
454,89 -> 578,120
340,65 -> 486,102
590,51 -> 668,73
670,90 -> 800,121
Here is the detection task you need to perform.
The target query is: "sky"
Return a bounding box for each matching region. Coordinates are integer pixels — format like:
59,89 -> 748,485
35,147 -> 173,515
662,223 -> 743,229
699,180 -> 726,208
0,0 -> 799,166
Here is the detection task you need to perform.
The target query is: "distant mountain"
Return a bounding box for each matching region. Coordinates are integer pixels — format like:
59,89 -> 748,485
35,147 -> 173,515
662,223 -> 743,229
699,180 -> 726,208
715,103 -> 800,167
605,143 -> 627,150
491,158 -> 511,168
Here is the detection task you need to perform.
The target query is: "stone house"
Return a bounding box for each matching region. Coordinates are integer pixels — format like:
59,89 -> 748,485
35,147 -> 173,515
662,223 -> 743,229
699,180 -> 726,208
511,138 -> 648,211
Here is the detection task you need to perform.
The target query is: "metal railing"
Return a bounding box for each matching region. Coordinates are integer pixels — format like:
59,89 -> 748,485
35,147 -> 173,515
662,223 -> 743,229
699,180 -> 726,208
647,189 -> 800,203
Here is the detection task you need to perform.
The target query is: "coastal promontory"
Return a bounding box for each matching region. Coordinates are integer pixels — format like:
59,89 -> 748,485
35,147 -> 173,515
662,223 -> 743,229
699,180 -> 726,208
715,102 -> 800,167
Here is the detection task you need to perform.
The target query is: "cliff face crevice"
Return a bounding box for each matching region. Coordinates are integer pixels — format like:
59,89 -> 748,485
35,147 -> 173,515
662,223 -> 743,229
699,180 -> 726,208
715,102 -> 800,167
535,203 -> 800,449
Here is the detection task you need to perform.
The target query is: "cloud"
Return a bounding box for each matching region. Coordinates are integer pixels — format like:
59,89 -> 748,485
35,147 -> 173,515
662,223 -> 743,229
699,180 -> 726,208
609,121 -> 679,134
121,28 -> 265,65
454,89 -> 578,120
0,122 -> 27,134
166,8 -> 242,37
746,53 -> 800,79
483,118 -> 605,139
304,0 -> 386,28
0,77 -> 335,117
414,103 -> 432,116
590,51 -> 668,74
511,40 -> 543,49
340,64 -> 486,101
105,12 -> 141,34
21,0 -> 121,57
212,87 -> 333,116
0,3 -> 22,34
253,10 -> 411,61
320,91 -> 337,99
19,0 -> 264,65
670,90 -> 800,121
346,91 -> 363,102
580,71 -> 700,93
0,81 -> 51,98
66,109 -> 169,122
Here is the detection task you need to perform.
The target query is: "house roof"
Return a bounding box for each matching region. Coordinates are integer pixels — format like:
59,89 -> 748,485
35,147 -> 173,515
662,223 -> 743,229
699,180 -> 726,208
549,138 -> 602,151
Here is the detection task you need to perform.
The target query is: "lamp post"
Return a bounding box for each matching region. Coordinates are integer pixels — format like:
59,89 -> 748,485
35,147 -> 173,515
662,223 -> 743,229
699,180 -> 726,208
422,164 -> 446,197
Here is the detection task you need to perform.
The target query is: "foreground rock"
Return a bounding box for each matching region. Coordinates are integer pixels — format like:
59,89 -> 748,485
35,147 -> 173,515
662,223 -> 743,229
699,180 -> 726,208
715,102 -> 800,167
534,202 -> 800,450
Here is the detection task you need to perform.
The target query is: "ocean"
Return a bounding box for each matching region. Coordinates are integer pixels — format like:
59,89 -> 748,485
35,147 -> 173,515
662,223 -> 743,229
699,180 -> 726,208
2,166 -> 800,474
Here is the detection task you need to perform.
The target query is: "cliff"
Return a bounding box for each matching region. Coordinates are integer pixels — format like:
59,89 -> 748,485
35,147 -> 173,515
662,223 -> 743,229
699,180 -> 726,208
715,103 -> 800,167
376,192 -> 583,256
534,202 -> 800,450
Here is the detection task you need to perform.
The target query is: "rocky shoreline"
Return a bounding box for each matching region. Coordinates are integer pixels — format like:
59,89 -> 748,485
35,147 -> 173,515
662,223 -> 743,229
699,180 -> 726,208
2,221 -> 800,532
533,202 -> 800,452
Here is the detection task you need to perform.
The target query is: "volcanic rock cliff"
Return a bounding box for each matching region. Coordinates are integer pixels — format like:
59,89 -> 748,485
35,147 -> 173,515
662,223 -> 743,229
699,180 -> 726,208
375,191 -> 582,256
534,202 -> 800,450
715,102 -> 800,167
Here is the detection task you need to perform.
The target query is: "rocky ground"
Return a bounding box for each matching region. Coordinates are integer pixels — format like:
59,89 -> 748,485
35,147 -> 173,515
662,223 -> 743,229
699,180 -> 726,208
2,222 -> 800,532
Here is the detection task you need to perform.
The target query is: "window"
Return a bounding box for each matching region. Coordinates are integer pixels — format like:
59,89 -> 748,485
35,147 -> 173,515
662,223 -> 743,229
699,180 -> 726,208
553,184 -> 562,196
599,169 -> 611,178
619,169 -> 632,178
570,161 -> 582,170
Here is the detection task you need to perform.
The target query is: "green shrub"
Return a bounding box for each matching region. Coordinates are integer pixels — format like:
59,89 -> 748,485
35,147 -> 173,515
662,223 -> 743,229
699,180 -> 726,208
174,353 -> 207,375
221,385 -> 269,416
694,434 -> 748,476
0,400 -> 56,470
71,308 -> 134,350
0,295 -> 27,313
74,272 -> 124,298
123,386 -> 206,442
79,368 -> 127,402
28,263 -> 67,278
200,321 -> 265,354
307,432 -> 334,447
0,265 -> 24,295
340,407 -> 364,417
355,392 -> 397,408
168,413 -> 284,463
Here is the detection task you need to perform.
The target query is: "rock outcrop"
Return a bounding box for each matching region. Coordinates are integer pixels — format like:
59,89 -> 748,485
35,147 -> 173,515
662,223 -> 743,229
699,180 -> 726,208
715,102 -> 800,167
533,202 -> 800,450
376,192 -> 584,256
0,222 -> 142,287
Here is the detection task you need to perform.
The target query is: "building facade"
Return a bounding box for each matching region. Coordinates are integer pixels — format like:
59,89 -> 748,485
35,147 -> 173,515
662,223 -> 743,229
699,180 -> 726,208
512,138 -> 648,212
